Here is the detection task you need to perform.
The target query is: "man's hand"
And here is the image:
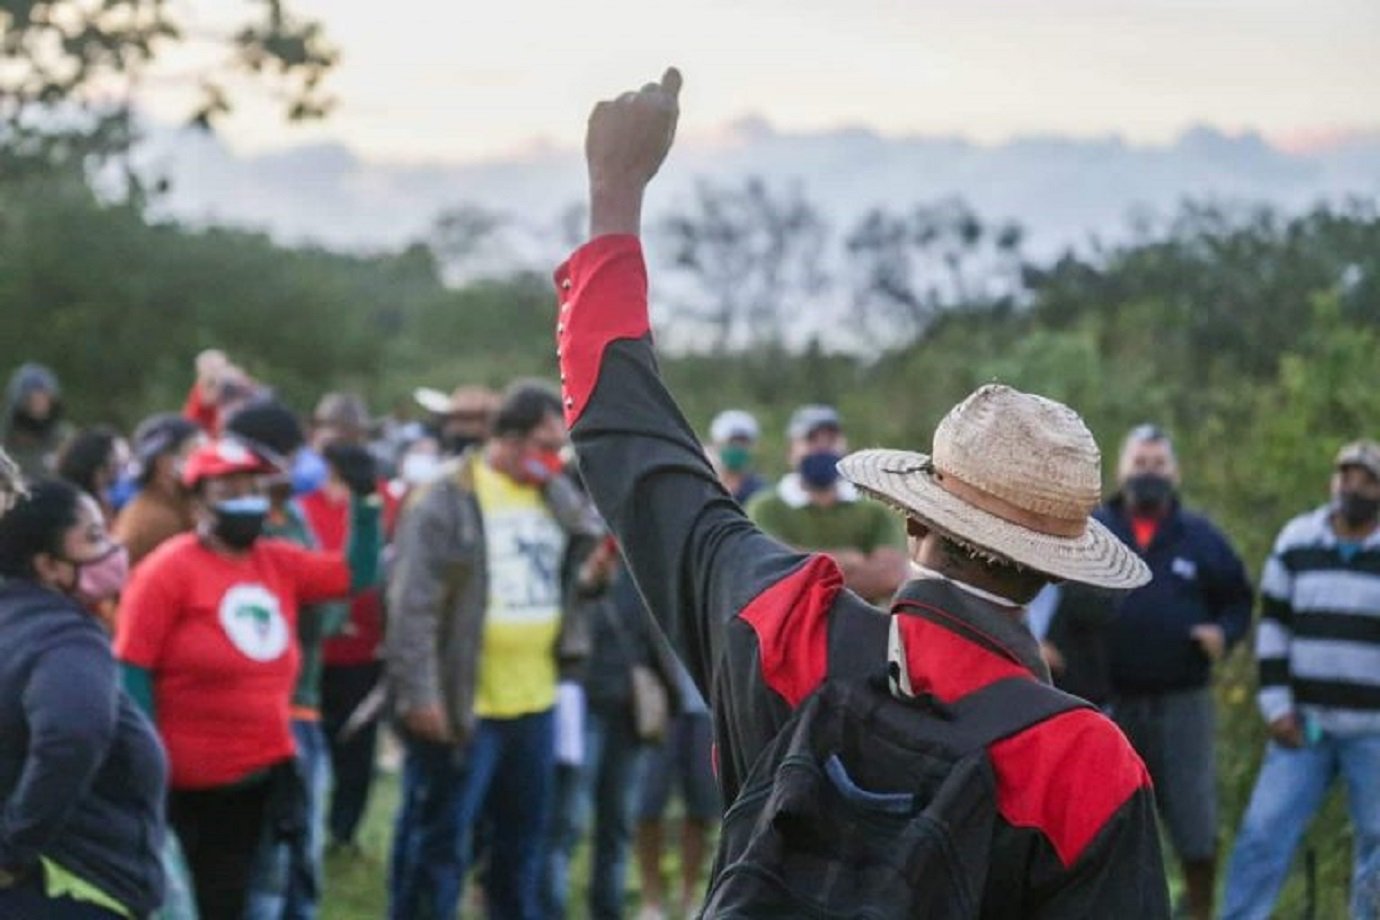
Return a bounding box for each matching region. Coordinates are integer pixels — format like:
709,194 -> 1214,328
1041,641 -> 1067,676
1268,712 -> 1305,749
403,704 -> 452,744
586,67 -> 682,238
324,443 -> 379,498
579,537 -> 620,590
1190,623 -> 1226,662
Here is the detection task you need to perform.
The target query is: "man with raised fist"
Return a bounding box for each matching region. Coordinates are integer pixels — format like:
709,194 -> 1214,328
557,70 -> 1168,918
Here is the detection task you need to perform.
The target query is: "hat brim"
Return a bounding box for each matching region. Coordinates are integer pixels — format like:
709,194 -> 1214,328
414,387 -> 453,415
839,449 -> 1150,591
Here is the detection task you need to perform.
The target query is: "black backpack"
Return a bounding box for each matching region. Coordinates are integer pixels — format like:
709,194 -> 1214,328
702,606 -> 1089,919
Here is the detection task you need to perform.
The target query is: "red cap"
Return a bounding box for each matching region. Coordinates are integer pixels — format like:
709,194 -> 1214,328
181,438 -> 274,488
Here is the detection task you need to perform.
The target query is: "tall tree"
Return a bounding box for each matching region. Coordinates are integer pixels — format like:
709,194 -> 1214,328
659,177 -> 830,351
1,0 -> 336,178
846,198 -> 1025,347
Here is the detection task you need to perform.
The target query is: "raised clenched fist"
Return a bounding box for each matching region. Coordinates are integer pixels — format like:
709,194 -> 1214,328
585,68 -> 682,237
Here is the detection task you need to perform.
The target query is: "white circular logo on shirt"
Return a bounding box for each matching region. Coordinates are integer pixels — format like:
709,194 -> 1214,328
219,584 -> 289,662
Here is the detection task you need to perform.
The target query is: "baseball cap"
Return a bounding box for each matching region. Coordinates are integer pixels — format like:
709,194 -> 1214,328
1336,440 -> 1380,479
132,414 -> 201,475
710,410 -> 760,444
181,439 -> 275,489
788,405 -> 842,441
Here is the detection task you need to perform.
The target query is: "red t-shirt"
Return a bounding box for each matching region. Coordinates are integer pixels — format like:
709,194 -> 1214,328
1130,514 -> 1162,551
301,485 -> 398,667
181,383 -> 220,435
115,533 -> 350,789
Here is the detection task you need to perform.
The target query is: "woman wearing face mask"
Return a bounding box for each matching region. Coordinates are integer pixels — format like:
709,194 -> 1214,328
0,476 -> 167,919
113,439 -> 381,920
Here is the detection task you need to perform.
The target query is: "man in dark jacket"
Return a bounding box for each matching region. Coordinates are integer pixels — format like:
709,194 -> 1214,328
558,68 -> 1169,918
1047,424 -> 1252,920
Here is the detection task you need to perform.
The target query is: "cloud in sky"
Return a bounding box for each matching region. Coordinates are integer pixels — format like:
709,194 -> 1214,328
137,0 -> 1379,162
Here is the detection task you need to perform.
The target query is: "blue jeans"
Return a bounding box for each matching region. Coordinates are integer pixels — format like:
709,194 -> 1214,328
1222,733 -> 1380,920
246,719 -> 332,920
545,709 -> 647,920
390,709 -> 556,920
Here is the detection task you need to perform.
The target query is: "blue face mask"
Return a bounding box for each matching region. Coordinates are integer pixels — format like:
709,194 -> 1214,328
291,450 -> 328,496
799,450 -> 843,491
215,495 -> 271,516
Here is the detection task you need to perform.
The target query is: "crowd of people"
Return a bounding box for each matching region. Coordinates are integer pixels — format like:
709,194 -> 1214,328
2,67 -> 1379,920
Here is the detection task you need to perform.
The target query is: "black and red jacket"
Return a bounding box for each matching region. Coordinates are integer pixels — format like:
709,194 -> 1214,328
555,235 -> 1170,918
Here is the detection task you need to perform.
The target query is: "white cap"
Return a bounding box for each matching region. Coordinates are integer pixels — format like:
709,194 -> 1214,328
710,410 -> 760,444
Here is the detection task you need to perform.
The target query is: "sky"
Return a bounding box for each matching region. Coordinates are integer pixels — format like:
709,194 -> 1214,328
138,0 -> 1380,163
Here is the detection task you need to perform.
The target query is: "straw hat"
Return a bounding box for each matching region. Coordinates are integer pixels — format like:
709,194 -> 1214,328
838,384 -> 1150,590
414,386 -> 500,419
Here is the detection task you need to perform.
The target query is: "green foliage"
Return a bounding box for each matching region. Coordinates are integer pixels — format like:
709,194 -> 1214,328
0,0 -> 336,176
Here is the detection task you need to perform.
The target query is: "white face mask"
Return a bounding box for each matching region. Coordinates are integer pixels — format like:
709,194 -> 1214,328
399,452 -> 442,487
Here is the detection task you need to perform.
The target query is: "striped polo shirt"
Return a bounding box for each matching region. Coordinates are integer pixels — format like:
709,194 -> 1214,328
1257,506 -> 1380,736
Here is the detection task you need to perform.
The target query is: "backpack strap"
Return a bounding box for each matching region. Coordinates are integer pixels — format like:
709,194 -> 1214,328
825,597 -> 891,683
943,677 -> 1091,753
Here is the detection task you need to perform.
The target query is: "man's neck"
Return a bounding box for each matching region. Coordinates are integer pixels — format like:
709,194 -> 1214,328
910,561 -> 1027,611
198,527 -> 251,559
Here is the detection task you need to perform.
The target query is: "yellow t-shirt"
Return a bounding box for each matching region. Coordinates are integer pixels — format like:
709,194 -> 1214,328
472,461 -> 568,719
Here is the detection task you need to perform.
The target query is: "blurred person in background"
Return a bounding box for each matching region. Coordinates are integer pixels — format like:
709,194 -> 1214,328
748,404 -> 907,603
1077,425 -> 1251,920
227,398 -> 348,920
632,662 -> 718,920
56,426 -> 131,525
414,384 -> 500,457
182,350 -> 259,437
708,409 -> 766,506
290,392 -> 373,498
2,362 -> 73,482
386,381 -> 602,920
115,438 -> 381,920
300,433 -> 402,857
114,414 -> 204,568
545,534 -> 676,920
0,474 -> 167,920
1223,441 -> 1380,920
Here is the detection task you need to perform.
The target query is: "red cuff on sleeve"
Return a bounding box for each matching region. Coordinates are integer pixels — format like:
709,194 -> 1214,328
553,235 -> 651,427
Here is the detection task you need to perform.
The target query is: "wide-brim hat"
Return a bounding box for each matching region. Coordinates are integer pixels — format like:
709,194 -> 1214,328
414,386 -> 500,419
838,385 -> 1150,590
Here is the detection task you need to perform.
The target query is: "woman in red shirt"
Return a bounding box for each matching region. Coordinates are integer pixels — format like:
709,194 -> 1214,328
115,439 -> 380,920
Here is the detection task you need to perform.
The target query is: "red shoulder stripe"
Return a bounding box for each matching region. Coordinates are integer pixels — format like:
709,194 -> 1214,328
554,235 -> 650,427
738,555 -> 843,708
989,708 -> 1151,868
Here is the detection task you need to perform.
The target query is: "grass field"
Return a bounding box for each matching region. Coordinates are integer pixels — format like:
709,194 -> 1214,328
317,770 -> 709,919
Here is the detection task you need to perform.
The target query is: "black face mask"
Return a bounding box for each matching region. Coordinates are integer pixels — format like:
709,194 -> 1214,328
211,497 -> 269,550
1338,492 -> 1380,528
443,433 -> 481,456
1124,473 -> 1174,514
10,406 -> 57,436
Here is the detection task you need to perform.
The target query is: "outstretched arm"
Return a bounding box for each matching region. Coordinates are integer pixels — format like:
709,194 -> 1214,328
559,70 -> 843,701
